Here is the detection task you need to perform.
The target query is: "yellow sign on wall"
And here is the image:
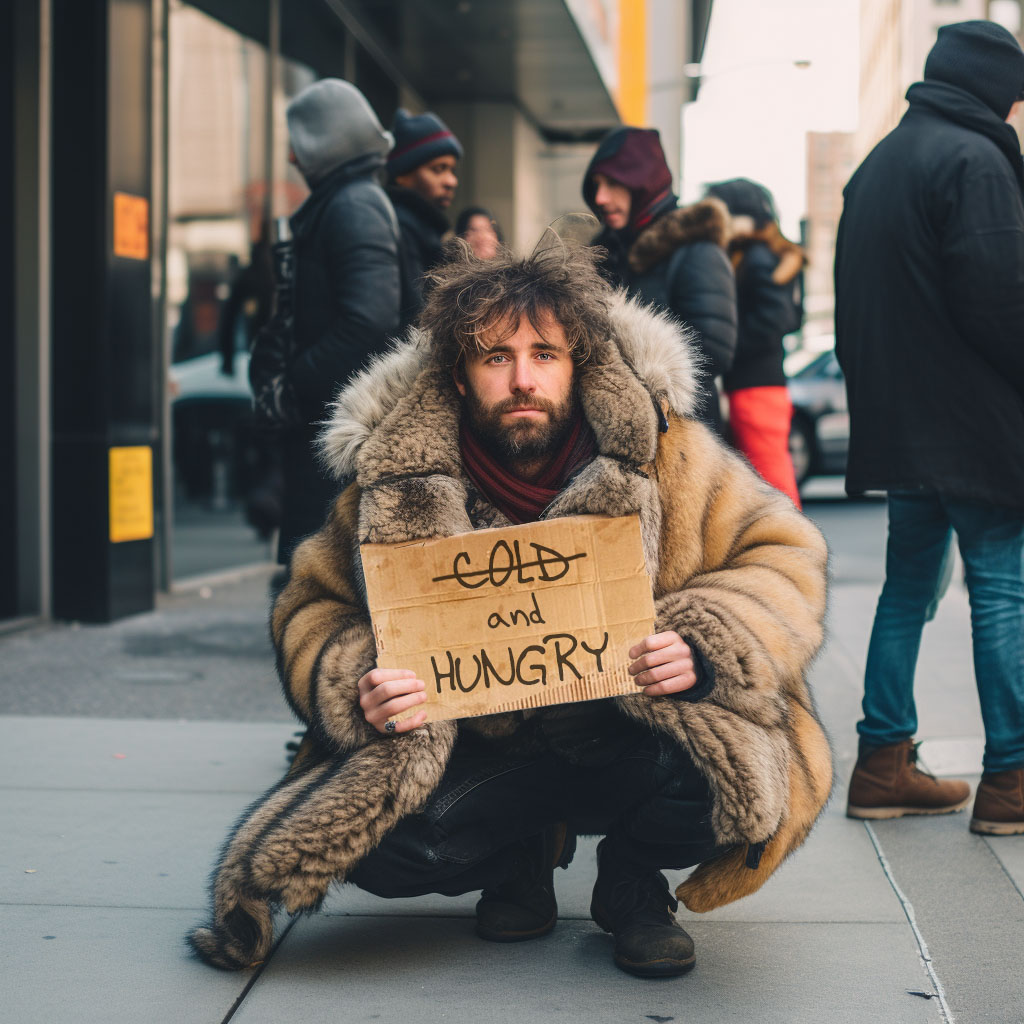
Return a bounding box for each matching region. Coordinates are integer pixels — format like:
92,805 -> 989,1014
113,192 -> 149,260
109,446 -> 154,543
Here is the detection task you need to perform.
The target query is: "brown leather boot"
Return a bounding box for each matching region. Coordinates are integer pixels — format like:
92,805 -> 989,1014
970,769 -> 1024,835
846,739 -> 971,819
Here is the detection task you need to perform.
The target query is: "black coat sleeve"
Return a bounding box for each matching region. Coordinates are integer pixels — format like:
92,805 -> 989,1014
941,164 -> 1024,396
666,241 -> 738,377
287,190 -> 401,410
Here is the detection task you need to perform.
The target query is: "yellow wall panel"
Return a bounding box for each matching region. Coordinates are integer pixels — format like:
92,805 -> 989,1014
617,0 -> 647,125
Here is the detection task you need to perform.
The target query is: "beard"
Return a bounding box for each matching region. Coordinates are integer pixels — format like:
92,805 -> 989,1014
463,387 -> 578,462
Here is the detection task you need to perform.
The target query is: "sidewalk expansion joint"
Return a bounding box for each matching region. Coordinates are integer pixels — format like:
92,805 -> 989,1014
983,837 -> 1024,904
863,822 -> 956,1023
220,914 -> 299,1024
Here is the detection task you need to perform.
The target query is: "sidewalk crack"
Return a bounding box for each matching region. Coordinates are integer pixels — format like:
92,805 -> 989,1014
863,822 -> 956,1023
220,915 -> 298,1023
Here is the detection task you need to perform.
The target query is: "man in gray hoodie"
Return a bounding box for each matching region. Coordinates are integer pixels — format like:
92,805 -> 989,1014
251,78 -> 402,563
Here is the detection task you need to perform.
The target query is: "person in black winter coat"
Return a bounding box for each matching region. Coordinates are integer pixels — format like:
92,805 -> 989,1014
252,78 -> 401,564
386,109 -> 463,328
583,127 -> 737,434
704,179 -> 805,506
835,21 -> 1024,834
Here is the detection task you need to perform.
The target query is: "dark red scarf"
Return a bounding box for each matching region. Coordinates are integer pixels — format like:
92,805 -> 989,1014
459,413 -> 597,524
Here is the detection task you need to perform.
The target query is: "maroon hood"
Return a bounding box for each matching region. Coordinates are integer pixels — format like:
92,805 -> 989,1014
583,127 -> 674,232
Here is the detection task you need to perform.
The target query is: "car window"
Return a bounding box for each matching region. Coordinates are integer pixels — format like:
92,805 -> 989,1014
791,351 -> 834,380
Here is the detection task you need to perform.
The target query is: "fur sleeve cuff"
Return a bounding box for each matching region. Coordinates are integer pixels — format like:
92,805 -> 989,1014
654,592 -> 786,728
669,638 -> 716,703
309,618 -> 378,751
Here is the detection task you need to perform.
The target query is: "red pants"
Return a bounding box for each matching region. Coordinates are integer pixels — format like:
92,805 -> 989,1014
726,386 -> 802,508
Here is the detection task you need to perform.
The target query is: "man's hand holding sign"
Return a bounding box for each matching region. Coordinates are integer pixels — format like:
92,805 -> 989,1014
359,628 -> 698,735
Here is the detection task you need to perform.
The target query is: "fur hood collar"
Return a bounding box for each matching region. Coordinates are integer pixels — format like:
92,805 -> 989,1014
319,291 -> 702,481
627,197 -> 730,275
729,225 -> 808,287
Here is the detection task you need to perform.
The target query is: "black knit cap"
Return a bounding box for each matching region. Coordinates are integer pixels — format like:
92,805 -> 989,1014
924,20 -> 1024,117
387,108 -> 463,179
704,178 -> 777,228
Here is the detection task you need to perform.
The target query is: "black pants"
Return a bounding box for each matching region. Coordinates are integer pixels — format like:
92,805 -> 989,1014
277,427 -> 346,565
349,727 -> 723,900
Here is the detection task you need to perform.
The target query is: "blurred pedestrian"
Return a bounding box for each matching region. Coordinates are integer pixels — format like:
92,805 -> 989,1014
387,108 -> 462,327
216,220 -> 282,540
583,127 -> 737,434
248,78 -> 401,564
704,179 -> 805,506
217,218 -> 275,376
456,205 -> 502,260
835,21 -> 1024,834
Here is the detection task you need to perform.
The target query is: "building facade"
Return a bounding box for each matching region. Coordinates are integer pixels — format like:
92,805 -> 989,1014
3,0 -> 712,624
804,131 -> 856,338
855,0 -> 1008,162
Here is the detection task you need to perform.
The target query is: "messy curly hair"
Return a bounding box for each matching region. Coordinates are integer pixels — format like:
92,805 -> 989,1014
419,240 -> 613,371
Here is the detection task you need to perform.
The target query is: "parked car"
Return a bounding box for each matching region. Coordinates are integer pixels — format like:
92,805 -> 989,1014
786,346 -> 849,486
170,350 -> 260,505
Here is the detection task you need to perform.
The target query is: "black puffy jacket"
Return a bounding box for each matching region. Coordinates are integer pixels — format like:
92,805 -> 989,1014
835,80 -> 1024,508
288,154 -> 401,423
387,185 -> 450,330
276,152 -> 401,562
723,237 -> 803,392
592,197 -> 737,432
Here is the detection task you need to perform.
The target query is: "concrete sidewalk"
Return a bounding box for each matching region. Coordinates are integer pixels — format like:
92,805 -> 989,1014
2,499 -> 1022,1024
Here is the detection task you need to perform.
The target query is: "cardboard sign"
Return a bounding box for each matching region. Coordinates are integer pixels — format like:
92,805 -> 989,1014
361,515 -> 655,722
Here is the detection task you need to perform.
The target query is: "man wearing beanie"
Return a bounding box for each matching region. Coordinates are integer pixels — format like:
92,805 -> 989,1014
249,78 -> 401,564
386,108 -> 463,327
582,127 -> 737,436
835,21 -> 1024,834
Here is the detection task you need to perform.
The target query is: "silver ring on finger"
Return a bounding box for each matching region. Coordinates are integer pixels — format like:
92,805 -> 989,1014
384,719 -> 397,734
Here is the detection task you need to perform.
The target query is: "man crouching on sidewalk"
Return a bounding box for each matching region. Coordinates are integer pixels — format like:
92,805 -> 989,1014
188,244 -> 832,978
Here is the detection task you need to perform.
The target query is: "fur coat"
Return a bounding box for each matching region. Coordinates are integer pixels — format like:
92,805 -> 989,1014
189,293 -> 832,970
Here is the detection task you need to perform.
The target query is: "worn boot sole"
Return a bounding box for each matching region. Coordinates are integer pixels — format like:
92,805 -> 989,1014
969,816 -> 1024,835
475,910 -> 557,943
591,901 -> 695,978
614,952 -> 696,979
846,796 -> 970,820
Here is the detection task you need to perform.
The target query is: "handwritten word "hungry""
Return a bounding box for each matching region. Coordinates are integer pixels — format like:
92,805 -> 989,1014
430,631 -> 610,693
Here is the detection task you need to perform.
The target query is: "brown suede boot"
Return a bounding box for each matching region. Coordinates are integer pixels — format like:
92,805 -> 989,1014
970,769 -> 1024,835
846,739 -> 971,819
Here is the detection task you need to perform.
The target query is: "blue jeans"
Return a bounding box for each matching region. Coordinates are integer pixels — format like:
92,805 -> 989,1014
858,492 -> 1024,772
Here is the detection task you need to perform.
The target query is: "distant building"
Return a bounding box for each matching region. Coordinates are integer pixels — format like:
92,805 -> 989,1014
856,0 -> 989,162
804,131 -> 857,338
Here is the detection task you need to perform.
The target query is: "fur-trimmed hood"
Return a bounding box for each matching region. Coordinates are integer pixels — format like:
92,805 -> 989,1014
626,197 -> 731,276
729,223 -> 807,287
318,290 -> 704,481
